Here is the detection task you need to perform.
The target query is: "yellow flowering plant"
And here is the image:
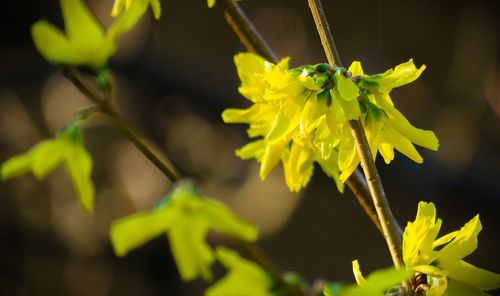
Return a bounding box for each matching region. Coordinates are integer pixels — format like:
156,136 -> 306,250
222,52 -> 438,191
4,0 -> 498,295
1,119 -> 95,212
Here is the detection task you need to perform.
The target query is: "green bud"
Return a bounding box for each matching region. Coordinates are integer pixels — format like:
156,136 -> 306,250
314,73 -> 330,89
314,63 -> 333,73
318,89 -> 332,106
288,68 -> 303,76
303,65 -> 315,75
97,68 -> 111,92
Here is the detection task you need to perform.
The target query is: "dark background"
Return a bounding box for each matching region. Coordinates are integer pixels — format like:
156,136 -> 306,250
0,0 -> 499,295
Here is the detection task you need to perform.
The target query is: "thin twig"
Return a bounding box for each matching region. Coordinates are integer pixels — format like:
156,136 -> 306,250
216,0 -> 382,236
346,169 -> 384,235
306,0 -> 405,268
216,0 -> 277,63
63,69 -> 182,182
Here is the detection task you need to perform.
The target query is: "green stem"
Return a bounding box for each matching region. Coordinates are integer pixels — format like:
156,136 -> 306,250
306,0 -> 405,268
216,0 -> 383,236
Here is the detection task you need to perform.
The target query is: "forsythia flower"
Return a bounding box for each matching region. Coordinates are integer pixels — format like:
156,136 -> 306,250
223,53 -> 348,192
342,61 -> 439,181
1,123 -> 94,212
402,201 -> 500,295
111,0 -> 161,19
323,260 -> 411,296
31,0 -> 157,70
223,52 -> 439,192
205,247 -> 273,296
110,181 -> 258,282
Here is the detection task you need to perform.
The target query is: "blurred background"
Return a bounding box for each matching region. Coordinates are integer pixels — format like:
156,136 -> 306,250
0,0 -> 499,295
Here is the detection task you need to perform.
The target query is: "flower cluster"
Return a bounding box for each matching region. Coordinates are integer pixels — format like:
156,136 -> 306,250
402,201 -> 500,295
223,53 -> 439,192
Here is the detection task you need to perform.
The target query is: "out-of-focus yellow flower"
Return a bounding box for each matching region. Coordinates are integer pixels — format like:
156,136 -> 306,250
1,123 -> 94,212
402,201 -> 500,295
110,181 -> 258,282
111,0 -> 161,19
207,0 -> 216,8
323,260 -> 411,296
31,0 -> 156,70
205,247 -> 273,296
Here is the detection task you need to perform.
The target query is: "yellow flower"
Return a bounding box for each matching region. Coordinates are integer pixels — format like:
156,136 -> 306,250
1,123 -> 94,212
205,247 -> 273,296
323,260 -> 411,296
402,201 -> 500,295
110,181 -> 258,282
223,53 -> 350,192
31,0 -> 154,70
337,60 -> 439,182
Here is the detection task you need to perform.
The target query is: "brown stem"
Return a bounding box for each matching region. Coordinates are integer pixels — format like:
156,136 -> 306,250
345,169 -> 384,235
306,0 -> 405,269
63,69 -> 182,182
216,0 -> 277,63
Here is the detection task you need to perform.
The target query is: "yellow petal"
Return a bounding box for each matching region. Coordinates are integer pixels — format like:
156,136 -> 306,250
64,144 -> 95,212
403,201 -> 442,266
379,142 -> 394,164
169,215 -> 214,282
235,140 -> 266,161
110,207 -> 173,257
338,125 -> 359,182
61,0 -> 104,43
334,88 -> 360,120
1,153 -> 33,179
205,247 -> 272,296
380,125 -> 423,163
260,139 -> 287,179
300,93 -> 328,135
283,142 -> 314,192
266,96 -> 307,143
352,260 -> 367,285
433,215 -> 482,269
376,59 -> 426,93
446,260 -> 500,291
31,21 -> 76,65
202,198 -> 258,242
337,75 -> 359,102
317,150 -> 344,193
390,119 -> 439,151
30,140 -> 67,179
348,61 -> 365,76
